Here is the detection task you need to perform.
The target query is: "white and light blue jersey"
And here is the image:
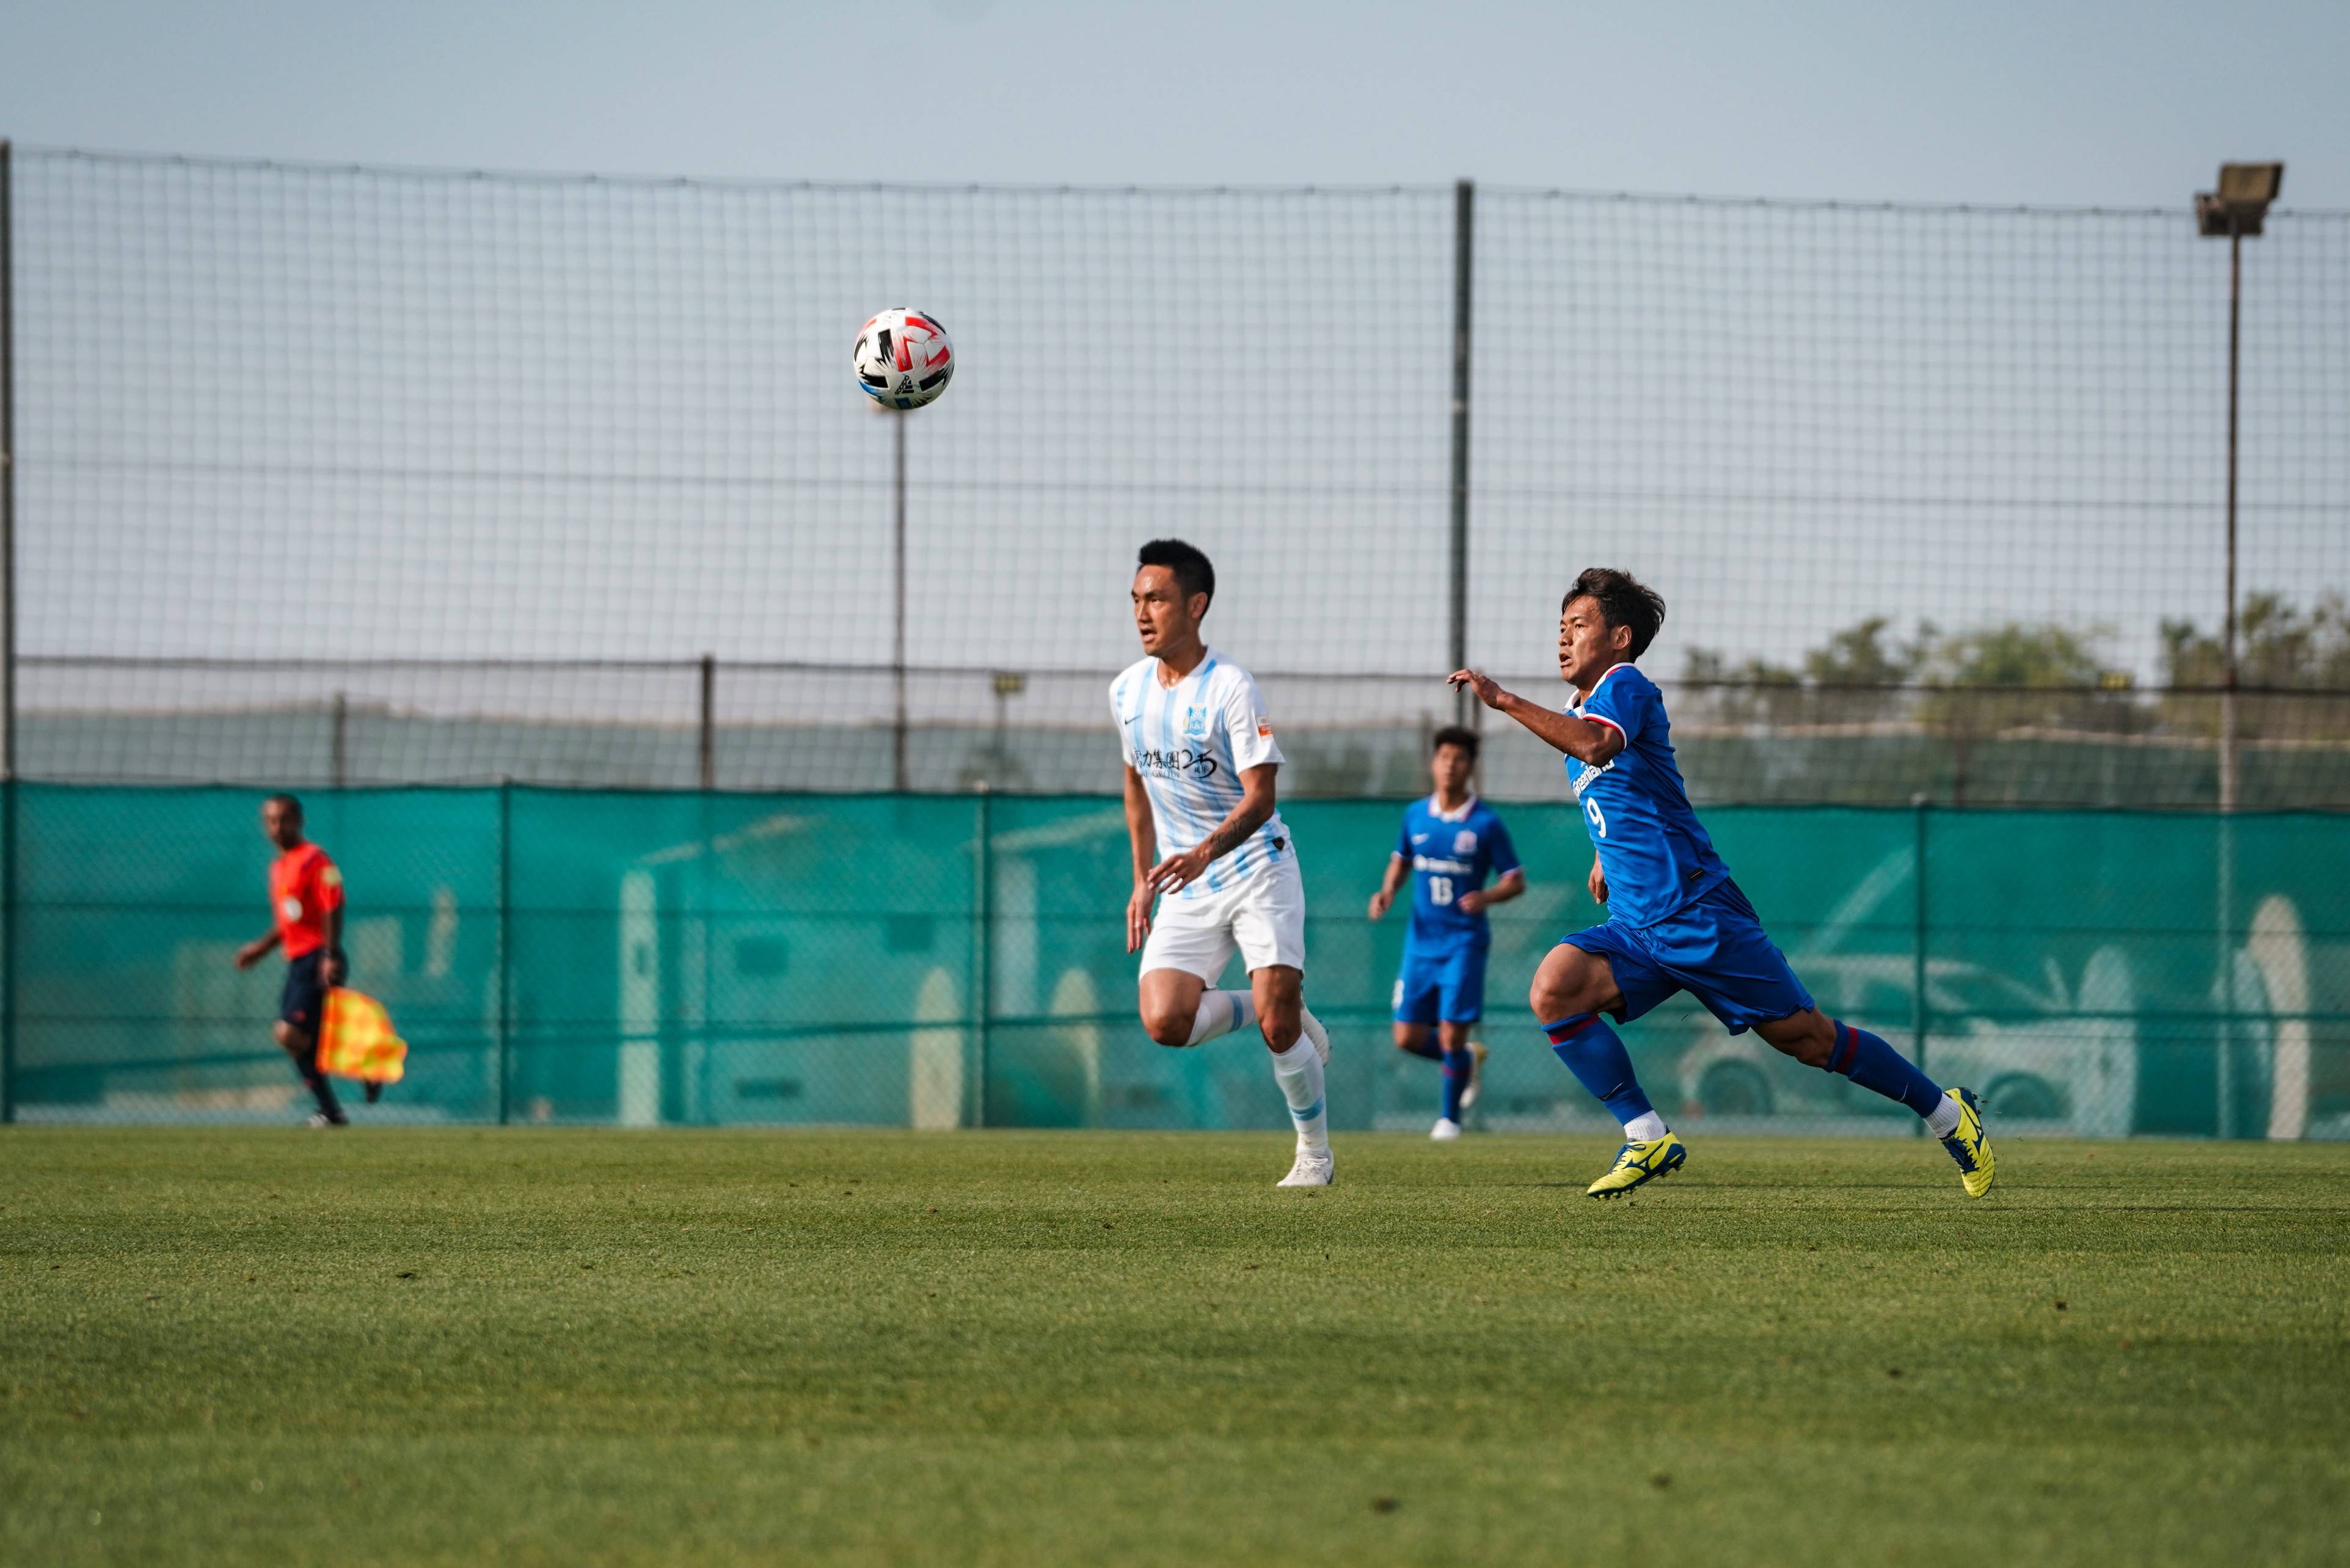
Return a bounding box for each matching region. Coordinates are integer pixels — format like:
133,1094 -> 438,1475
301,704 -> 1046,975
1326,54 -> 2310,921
1111,649 -> 1291,898
1567,663 -> 1731,928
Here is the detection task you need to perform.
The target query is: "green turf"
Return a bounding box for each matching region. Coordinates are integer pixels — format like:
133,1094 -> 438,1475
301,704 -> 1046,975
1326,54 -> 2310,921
3,1129 -> 2347,1566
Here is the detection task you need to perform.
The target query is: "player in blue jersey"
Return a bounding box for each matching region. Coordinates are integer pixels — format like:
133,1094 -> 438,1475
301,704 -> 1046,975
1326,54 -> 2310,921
1450,567 -> 1995,1198
1368,726 -> 1525,1140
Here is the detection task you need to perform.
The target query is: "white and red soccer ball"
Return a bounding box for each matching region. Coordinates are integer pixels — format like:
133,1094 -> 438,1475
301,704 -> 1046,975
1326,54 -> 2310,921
853,308 -> 954,409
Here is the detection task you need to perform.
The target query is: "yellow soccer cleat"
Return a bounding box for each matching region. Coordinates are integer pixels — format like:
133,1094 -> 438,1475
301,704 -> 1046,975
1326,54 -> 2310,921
1585,1134 -> 1687,1198
1939,1087 -> 1996,1197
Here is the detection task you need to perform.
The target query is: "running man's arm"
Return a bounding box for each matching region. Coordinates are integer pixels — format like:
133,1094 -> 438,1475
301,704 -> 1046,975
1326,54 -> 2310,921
233,929 -> 281,969
1458,812 -> 1525,915
1123,764 -> 1158,954
1447,669 -> 1624,766
1368,854 -> 1410,920
1147,763 -> 1278,897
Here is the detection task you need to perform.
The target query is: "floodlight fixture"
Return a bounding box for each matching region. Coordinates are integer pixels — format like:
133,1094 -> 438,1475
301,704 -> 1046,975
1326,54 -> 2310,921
2196,161 -> 2284,237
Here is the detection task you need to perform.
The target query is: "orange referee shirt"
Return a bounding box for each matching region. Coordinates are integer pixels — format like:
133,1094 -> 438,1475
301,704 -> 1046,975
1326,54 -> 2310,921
269,842 -> 344,959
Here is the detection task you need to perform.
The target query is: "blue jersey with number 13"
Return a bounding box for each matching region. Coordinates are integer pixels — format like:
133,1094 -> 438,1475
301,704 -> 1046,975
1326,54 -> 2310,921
1396,796 -> 1519,950
1566,664 -> 1729,929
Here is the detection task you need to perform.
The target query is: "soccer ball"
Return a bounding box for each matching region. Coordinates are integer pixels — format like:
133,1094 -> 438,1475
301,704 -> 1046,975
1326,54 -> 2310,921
853,308 -> 954,409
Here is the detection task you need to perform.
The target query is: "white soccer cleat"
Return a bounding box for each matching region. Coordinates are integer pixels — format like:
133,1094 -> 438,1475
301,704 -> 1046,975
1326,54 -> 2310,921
1430,1117 -> 1462,1142
1277,1147 -> 1335,1186
1459,1039 -> 1489,1110
1298,1006 -> 1331,1067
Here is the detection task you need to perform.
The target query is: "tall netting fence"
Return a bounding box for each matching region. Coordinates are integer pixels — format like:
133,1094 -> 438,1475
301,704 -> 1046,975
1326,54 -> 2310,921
9,786 -> 2345,1139
9,151 -> 2348,803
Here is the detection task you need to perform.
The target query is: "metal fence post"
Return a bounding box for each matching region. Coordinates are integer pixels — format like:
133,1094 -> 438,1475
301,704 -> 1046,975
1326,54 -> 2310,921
497,778 -> 513,1125
1,142 -> 16,1125
1,779 -> 13,1125
1912,797 -> 1930,1135
1448,178 -> 1474,726
697,653 -> 715,792
973,785 -> 992,1129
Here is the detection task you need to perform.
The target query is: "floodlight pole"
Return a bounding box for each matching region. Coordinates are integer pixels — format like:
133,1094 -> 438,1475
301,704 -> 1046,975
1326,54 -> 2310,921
2194,160 -> 2283,1137
1448,179 -> 1474,726
892,410 -> 909,792
2221,219 -> 2242,815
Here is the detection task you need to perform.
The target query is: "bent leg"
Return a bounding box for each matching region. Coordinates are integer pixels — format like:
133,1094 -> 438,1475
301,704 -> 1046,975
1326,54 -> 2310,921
1435,1019 -> 1475,1123
273,1021 -> 345,1123
1250,963 -> 1303,1054
1531,943 -> 1665,1137
1252,963 -> 1327,1153
1392,1021 -> 1441,1061
1136,968 -> 1206,1046
1528,941 -> 1626,1023
1754,1007 -> 1946,1121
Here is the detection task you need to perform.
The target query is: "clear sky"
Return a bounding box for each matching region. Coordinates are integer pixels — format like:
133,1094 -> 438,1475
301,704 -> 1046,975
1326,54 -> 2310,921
4,0 -> 2345,206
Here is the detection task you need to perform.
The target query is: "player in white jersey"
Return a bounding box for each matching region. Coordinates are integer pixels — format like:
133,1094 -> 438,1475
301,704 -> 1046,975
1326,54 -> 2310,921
1114,539 -> 1335,1186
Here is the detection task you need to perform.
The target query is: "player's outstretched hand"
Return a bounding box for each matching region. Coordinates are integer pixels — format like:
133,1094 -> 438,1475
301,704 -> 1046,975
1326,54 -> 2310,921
233,940 -> 268,971
1147,845 -> 1214,900
1125,879 -> 1155,954
1367,888 -> 1392,921
1447,668 -> 1508,710
1456,888 -> 1488,915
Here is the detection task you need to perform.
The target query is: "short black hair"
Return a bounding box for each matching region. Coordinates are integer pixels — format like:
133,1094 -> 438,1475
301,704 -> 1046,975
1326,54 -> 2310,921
1431,725 -> 1481,762
264,792 -> 304,819
1137,539 -> 1215,608
1562,567 -> 1666,660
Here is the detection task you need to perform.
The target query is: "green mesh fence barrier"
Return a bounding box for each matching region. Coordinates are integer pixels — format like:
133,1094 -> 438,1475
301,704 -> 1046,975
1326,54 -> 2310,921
4,786 -> 2345,1139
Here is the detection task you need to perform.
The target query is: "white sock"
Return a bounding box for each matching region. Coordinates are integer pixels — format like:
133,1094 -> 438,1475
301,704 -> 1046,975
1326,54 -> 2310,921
1623,1110 -> 1669,1142
1183,989 -> 1257,1047
1924,1093 -> 1962,1138
1269,1038 -> 1329,1153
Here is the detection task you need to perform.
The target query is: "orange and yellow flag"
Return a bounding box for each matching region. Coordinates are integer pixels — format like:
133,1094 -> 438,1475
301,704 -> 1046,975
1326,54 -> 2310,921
318,987 -> 407,1085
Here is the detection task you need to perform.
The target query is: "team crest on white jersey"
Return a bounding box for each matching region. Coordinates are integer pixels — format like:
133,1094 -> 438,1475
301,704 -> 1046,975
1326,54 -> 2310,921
1184,706 -> 1210,739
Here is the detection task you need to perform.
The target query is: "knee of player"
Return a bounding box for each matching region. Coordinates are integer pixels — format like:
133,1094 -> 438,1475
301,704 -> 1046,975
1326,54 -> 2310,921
1139,1008 -> 1194,1049
1528,975 -> 1570,1018
1260,1016 -> 1302,1052
1761,1012 -> 1836,1068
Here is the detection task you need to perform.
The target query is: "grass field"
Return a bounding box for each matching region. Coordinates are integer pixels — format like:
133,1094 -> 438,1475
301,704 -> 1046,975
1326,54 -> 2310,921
4,1129 -> 2347,1566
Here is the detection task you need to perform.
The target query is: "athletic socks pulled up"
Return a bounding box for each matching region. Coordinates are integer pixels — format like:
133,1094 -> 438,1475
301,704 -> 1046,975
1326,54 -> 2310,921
1544,1013 -> 1662,1135
1824,1019 -> 1944,1119
1183,988 -> 1258,1046
1269,1038 -> 1330,1153
1438,1046 -> 1473,1123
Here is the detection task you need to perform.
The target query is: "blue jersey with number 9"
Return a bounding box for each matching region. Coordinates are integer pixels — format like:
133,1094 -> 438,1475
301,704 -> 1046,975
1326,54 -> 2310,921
1566,664 -> 1729,928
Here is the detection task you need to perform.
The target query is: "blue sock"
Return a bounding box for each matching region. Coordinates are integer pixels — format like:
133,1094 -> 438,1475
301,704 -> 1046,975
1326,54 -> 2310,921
1825,1019 -> 1943,1118
1544,1015 -> 1655,1126
1439,1047 -> 1473,1122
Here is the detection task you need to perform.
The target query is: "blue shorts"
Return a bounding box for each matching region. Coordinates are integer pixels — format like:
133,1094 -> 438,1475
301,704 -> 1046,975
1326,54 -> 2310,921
1393,941 -> 1489,1026
280,950 -> 332,1033
1561,880 -> 1812,1034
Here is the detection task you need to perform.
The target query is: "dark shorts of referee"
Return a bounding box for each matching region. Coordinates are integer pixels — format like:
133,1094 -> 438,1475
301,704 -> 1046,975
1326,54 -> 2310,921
280,950 -> 333,1036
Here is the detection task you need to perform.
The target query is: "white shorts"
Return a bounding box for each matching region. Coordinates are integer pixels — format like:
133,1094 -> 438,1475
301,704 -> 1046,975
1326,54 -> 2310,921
1139,855 -> 1307,982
